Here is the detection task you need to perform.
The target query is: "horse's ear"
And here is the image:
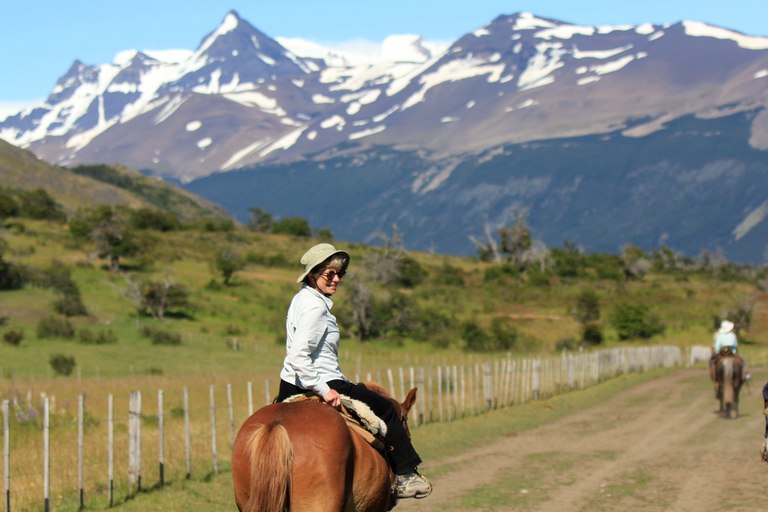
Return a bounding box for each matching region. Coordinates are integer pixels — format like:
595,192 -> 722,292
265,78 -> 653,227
402,387 -> 417,414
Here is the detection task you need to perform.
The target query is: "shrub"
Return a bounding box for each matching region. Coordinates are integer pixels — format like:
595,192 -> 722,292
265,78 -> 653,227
581,322 -> 604,345
53,289 -> 88,317
78,328 -> 117,344
0,188 -> 19,219
573,289 -> 600,324
129,208 -> 180,232
17,188 -> 66,222
271,217 -> 311,237
526,266 -> 552,286
489,317 -> 518,350
245,251 -> 291,268
393,256 -> 427,288
2,330 -> 23,346
609,302 -> 665,340
555,337 -> 576,351
463,320 -> 491,352
0,257 -> 27,290
434,262 -> 465,286
140,325 -> 181,346
49,354 -> 76,376
37,316 -> 75,339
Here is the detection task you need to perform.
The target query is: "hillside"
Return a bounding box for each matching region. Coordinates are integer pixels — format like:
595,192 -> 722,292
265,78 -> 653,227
0,138 -> 230,222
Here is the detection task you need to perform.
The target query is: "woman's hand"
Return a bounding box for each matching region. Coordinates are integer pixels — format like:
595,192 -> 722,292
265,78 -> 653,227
323,389 -> 341,407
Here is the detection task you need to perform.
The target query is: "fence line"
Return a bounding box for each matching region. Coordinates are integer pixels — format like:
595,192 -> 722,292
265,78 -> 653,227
1,345 -> 681,511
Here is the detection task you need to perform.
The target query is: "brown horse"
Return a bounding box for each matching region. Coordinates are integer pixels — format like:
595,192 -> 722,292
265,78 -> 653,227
232,383 -> 417,512
714,351 -> 744,419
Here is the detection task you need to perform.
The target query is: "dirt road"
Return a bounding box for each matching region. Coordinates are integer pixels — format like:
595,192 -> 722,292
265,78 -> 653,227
398,369 -> 768,512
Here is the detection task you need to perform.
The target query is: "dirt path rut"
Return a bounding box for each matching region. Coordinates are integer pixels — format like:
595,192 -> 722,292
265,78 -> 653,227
398,369 -> 767,512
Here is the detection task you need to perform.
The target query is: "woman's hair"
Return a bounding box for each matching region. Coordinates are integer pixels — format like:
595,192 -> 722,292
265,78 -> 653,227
305,254 -> 350,284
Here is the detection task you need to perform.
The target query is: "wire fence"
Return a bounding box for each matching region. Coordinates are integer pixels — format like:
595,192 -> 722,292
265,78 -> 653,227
2,345 -> 681,511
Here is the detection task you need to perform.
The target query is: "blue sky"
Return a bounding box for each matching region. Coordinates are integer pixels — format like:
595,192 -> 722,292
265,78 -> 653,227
2,0 -> 767,112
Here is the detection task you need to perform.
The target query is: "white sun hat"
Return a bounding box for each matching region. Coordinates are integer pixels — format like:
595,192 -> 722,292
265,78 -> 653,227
296,243 -> 350,283
718,320 -> 735,335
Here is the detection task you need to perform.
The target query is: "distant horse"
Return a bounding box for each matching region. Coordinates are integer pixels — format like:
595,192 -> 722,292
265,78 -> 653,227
232,382 -> 417,512
714,349 -> 744,419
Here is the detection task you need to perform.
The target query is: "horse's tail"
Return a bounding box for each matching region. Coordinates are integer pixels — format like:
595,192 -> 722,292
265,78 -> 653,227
244,423 -> 293,512
722,358 -> 735,404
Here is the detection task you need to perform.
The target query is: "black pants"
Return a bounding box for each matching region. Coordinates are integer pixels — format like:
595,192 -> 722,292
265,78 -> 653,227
277,379 -> 421,474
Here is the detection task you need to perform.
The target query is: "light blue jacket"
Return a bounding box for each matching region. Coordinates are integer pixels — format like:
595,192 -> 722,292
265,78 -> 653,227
280,285 -> 345,397
714,332 -> 738,354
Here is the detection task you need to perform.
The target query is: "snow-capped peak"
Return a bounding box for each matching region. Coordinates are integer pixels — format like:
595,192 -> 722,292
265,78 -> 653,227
277,34 -> 449,67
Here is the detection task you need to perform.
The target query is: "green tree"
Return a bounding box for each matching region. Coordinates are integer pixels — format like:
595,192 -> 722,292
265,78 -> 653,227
90,208 -> 141,271
129,208 -> 180,232
121,273 -> 189,322
248,207 -> 273,232
17,188 -> 66,222
272,216 -> 311,237
609,302 -> 665,340
214,246 -> 246,285
573,289 -> 600,324
0,188 -> 20,219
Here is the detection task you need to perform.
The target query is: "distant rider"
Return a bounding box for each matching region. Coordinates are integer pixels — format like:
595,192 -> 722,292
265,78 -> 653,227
710,320 -> 748,380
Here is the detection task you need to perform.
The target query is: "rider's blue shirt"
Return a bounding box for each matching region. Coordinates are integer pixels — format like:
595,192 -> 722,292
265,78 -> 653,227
714,332 -> 737,353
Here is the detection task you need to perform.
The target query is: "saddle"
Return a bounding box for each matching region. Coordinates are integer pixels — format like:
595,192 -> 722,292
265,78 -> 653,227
282,393 -> 387,452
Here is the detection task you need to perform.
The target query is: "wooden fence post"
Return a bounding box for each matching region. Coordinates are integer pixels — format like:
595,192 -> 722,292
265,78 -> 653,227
3,400 -> 9,512
108,395 -> 113,507
437,366 -> 443,422
44,397 -> 49,512
158,390 -> 164,487
78,394 -> 84,509
387,369 -> 395,400
184,388 -> 191,479
265,380 -> 270,406
227,384 -> 235,450
128,391 -> 142,493
247,382 -> 253,417
427,367 -> 433,423
210,385 -> 218,475
399,368 -> 406,405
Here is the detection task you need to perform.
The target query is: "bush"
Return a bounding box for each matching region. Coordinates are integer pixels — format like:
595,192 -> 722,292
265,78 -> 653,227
140,325 -> 181,345
609,302 -> 665,340
393,256 -> 427,288
2,330 -> 23,346
462,320 -> 492,352
54,291 -> 88,317
581,322 -> 604,345
489,317 -> 518,350
78,328 -> 117,344
17,188 -> 66,222
555,337 -> 576,351
246,251 -> 292,268
129,208 -> 180,232
49,354 -> 76,376
434,262 -> 465,286
0,257 -> 27,290
0,188 -> 20,219
271,217 -> 311,237
201,219 -> 235,232
37,316 -> 75,339
573,289 -> 600,324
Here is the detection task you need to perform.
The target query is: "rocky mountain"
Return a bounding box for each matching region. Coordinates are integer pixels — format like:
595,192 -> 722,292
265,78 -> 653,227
2,11 -> 768,261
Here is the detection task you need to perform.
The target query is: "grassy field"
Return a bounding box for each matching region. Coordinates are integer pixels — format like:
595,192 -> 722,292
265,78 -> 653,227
10,366 -> 677,512
1,216 -> 766,511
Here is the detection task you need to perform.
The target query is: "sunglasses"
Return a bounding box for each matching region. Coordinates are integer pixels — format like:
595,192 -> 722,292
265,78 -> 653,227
319,269 -> 346,281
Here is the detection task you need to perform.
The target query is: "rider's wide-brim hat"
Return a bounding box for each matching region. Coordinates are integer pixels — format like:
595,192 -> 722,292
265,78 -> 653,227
296,243 -> 350,283
718,320 -> 735,335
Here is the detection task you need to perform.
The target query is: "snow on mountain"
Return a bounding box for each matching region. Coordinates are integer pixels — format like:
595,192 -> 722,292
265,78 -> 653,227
2,10 -> 768,184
